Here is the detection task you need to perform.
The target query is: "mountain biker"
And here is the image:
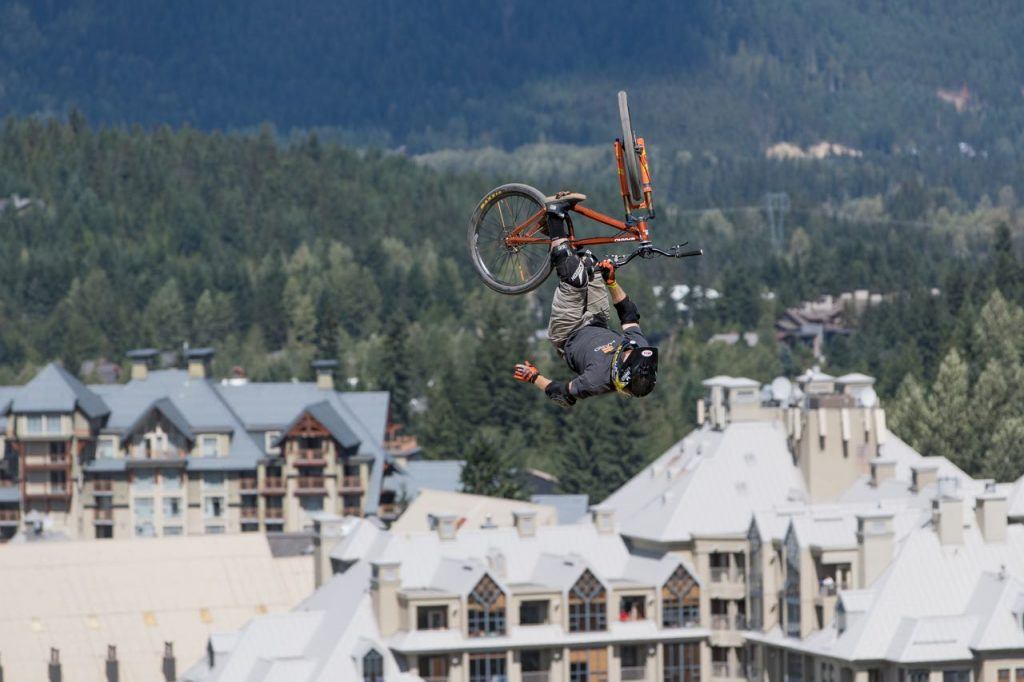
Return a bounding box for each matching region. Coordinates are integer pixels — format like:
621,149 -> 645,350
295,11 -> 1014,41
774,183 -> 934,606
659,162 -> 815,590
513,195 -> 658,407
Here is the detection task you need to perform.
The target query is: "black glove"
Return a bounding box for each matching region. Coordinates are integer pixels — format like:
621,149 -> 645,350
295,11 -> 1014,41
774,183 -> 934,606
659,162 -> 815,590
545,381 -> 577,408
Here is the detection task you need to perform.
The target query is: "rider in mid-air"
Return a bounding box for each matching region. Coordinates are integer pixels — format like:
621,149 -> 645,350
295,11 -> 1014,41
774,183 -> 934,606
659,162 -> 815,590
513,193 -> 659,407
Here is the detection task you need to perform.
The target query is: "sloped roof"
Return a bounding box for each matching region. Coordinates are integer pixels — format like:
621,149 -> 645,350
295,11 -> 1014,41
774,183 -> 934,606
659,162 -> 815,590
530,494 -> 590,524
275,401 -> 361,451
123,397 -> 195,441
390,489 -> 558,533
9,363 -> 109,418
382,459 -> 464,500
603,422 -> 807,542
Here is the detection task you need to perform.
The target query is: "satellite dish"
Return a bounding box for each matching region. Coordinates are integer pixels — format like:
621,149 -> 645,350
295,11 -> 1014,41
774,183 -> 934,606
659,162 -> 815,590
859,386 -> 878,408
771,377 -> 793,404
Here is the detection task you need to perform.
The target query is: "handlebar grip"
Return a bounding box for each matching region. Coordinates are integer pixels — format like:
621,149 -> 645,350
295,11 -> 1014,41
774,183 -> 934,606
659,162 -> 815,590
677,249 -> 703,258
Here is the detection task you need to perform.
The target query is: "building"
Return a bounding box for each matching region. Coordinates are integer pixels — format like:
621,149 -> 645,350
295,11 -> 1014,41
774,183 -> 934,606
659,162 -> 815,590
0,349 -> 459,541
187,368 -> 1024,681
0,533 -> 312,682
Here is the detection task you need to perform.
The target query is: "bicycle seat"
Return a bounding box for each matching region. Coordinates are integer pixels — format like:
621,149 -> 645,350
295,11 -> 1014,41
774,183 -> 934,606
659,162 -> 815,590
545,191 -> 587,211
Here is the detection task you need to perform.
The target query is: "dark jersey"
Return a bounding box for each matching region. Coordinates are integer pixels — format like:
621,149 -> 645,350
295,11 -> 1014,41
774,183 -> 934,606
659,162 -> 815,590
563,321 -> 649,399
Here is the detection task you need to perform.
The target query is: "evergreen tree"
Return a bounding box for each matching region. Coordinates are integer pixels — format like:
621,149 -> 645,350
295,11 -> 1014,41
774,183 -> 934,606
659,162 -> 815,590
376,316 -> 413,426
924,348 -> 972,470
283,275 -> 317,349
460,428 -> 524,499
142,279 -> 186,347
887,374 -> 932,452
973,290 -> 1024,367
981,417 -> 1024,482
971,358 -> 1024,475
556,397 -> 648,502
193,289 -> 235,345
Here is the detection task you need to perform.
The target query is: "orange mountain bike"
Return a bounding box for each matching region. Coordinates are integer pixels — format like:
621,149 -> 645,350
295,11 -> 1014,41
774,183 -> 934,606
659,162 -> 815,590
468,91 -> 702,295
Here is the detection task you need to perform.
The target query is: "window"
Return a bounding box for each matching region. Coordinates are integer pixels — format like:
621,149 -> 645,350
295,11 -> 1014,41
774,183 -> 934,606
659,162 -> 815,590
162,498 -> 182,518
97,437 -> 116,459
162,469 -> 182,490
1017,670 -> 1024,682
26,414 -> 43,434
998,671 -> 1010,682
362,650 -> 384,682
25,413 -> 61,435
204,496 -> 224,519
203,472 -> 225,489
619,595 -> 646,621
416,605 -> 448,630
134,497 -> 155,537
570,647 -> 608,682
519,599 -> 549,625
300,495 -> 324,513
200,436 -> 219,457
521,650 -> 546,674
622,645 -> 645,678
163,526 -> 183,536
469,653 -> 506,682
134,470 -> 156,491
418,655 -> 448,680
785,652 -> 804,682
748,525 -> 764,630
908,671 -> 929,682
204,525 -> 225,534
264,431 -> 281,455
663,565 -> 701,628
95,525 -> 113,539
467,574 -> 506,637
784,532 -> 801,637
568,570 -> 607,632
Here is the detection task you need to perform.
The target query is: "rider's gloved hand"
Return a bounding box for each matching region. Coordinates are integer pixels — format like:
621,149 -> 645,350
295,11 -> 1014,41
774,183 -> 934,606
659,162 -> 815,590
597,259 -> 616,286
513,360 -> 539,384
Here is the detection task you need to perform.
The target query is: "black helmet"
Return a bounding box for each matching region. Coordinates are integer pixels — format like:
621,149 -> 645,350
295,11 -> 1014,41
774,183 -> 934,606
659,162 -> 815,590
612,343 -> 658,397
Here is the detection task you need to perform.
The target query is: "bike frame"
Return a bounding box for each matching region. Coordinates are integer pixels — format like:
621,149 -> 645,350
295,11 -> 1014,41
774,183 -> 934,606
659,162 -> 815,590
503,137 -> 656,250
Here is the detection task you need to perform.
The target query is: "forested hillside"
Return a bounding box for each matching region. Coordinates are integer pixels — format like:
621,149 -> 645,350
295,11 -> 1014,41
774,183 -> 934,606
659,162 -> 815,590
2,0 -> 1024,154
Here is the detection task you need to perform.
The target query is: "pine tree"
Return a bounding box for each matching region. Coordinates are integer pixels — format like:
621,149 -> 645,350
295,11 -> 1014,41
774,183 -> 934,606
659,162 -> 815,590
376,316 -> 413,426
142,278 -> 186,347
973,290 -> 1024,367
981,417 -> 1024,482
925,348 -> 972,470
556,397 -> 647,503
887,374 -> 933,452
283,275 -> 317,348
971,358 -> 1024,475
460,428 -> 524,499
992,223 -> 1022,302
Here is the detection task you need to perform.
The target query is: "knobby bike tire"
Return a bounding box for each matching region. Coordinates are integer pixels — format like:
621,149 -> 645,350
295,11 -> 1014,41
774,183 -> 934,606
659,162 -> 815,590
618,91 -> 644,205
468,183 -> 553,295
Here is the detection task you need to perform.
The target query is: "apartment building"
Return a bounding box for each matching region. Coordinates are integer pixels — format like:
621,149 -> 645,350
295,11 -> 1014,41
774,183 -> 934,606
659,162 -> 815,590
186,367 -> 1024,681
0,349 -> 407,540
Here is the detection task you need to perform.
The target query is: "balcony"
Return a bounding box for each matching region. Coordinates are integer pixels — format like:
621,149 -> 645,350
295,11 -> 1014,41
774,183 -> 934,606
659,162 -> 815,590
240,507 -> 259,519
712,662 -> 731,678
262,477 -> 285,495
710,566 -> 746,584
522,673 -> 551,682
339,475 -> 362,491
378,502 -> 399,519
342,506 -> 362,517
23,453 -> 70,470
294,476 -> 327,494
238,477 -> 258,492
711,614 -> 731,630
264,507 -> 284,520
94,508 -> 114,523
24,482 -> 71,499
294,449 -> 327,466
621,667 -> 646,681
93,479 -> 114,493
0,509 -> 19,524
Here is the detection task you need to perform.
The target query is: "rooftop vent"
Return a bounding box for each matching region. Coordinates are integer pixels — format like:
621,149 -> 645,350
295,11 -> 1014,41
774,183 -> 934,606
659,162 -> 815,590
126,348 -> 159,381
869,459 -> 896,487
311,359 -> 339,390
911,463 -> 939,492
513,510 -> 537,538
429,512 -> 459,541
186,348 -> 215,379
976,493 -> 1008,544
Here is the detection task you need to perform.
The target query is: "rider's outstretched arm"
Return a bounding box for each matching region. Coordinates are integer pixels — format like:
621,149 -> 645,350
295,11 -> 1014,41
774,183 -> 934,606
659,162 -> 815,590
513,361 -> 577,407
597,260 -> 640,331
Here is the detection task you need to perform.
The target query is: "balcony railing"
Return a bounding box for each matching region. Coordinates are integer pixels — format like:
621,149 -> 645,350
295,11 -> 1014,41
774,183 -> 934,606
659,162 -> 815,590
240,507 -> 259,519
711,566 -> 746,583
264,508 -> 284,519
294,449 -> 327,465
295,476 -> 326,493
712,662 -> 731,678
0,509 -> 19,521
378,502 -> 399,518
522,673 -> 551,682
24,453 -> 70,469
262,477 -> 285,493
94,508 -> 113,521
93,479 -> 113,492
711,614 -> 730,630
339,475 -> 362,490
238,477 -> 258,491
819,582 -> 838,596
342,506 -> 361,517
622,666 -> 646,680
735,613 -> 747,630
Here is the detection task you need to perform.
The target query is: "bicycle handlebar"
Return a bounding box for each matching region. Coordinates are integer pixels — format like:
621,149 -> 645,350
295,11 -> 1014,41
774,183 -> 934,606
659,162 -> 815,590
602,242 -> 703,268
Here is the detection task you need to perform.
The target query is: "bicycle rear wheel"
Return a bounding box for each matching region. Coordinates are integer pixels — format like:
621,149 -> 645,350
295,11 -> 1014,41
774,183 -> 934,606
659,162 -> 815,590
618,91 -> 644,205
468,183 -> 552,295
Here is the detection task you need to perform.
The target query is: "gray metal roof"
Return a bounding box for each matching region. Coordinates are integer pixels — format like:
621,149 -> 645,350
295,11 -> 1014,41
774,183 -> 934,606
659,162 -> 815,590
124,397 -> 195,441
275,401 -> 361,451
9,363 -> 109,418
383,460 -> 464,499
530,494 -> 590,524
83,459 -> 128,473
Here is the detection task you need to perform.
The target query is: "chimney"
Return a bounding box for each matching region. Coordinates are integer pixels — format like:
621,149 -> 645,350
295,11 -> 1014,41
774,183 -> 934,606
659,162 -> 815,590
430,512 -> 458,540
311,359 -> 339,390
186,348 -> 215,379
976,492 -> 1008,543
869,459 -> 896,487
371,560 -> 402,636
856,511 -> 894,588
513,510 -> 537,538
126,348 -> 158,381
48,648 -> 61,682
105,645 -> 118,682
696,398 -> 705,426
933,495 -> 964,545
312,513 -> 347,588
162,642 -> 175,682
591,506 -> 615,534
911,463 -> 938,492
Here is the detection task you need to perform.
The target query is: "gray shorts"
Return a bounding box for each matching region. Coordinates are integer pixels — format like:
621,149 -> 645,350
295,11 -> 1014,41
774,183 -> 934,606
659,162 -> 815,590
547,275 -> 611,353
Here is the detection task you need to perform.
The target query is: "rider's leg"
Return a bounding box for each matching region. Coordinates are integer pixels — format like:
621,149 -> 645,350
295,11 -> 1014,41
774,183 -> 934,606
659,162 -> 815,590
546,203 -> 589,289
547,272 -> 608,354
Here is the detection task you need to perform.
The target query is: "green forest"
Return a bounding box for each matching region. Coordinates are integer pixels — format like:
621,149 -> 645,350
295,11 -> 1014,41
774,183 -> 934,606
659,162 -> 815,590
2,0 -> 1024,495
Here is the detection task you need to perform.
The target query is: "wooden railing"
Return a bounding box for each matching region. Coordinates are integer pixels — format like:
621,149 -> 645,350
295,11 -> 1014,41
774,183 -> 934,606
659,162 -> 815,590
262,477 -> 285,490
264,508 -> 284,519
94,508 -> 113,521
295,476 -> 326,491
93,479 -> 113,492
0,509 -> 19,521
240,507 -> 259,519
238,477 -> 258,490
339,475 -> 362,489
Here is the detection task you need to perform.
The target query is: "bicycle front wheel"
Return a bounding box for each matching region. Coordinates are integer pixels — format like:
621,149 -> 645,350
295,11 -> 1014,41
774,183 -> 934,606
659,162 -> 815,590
468,183 -> 552,295
618,91 -> 644,205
